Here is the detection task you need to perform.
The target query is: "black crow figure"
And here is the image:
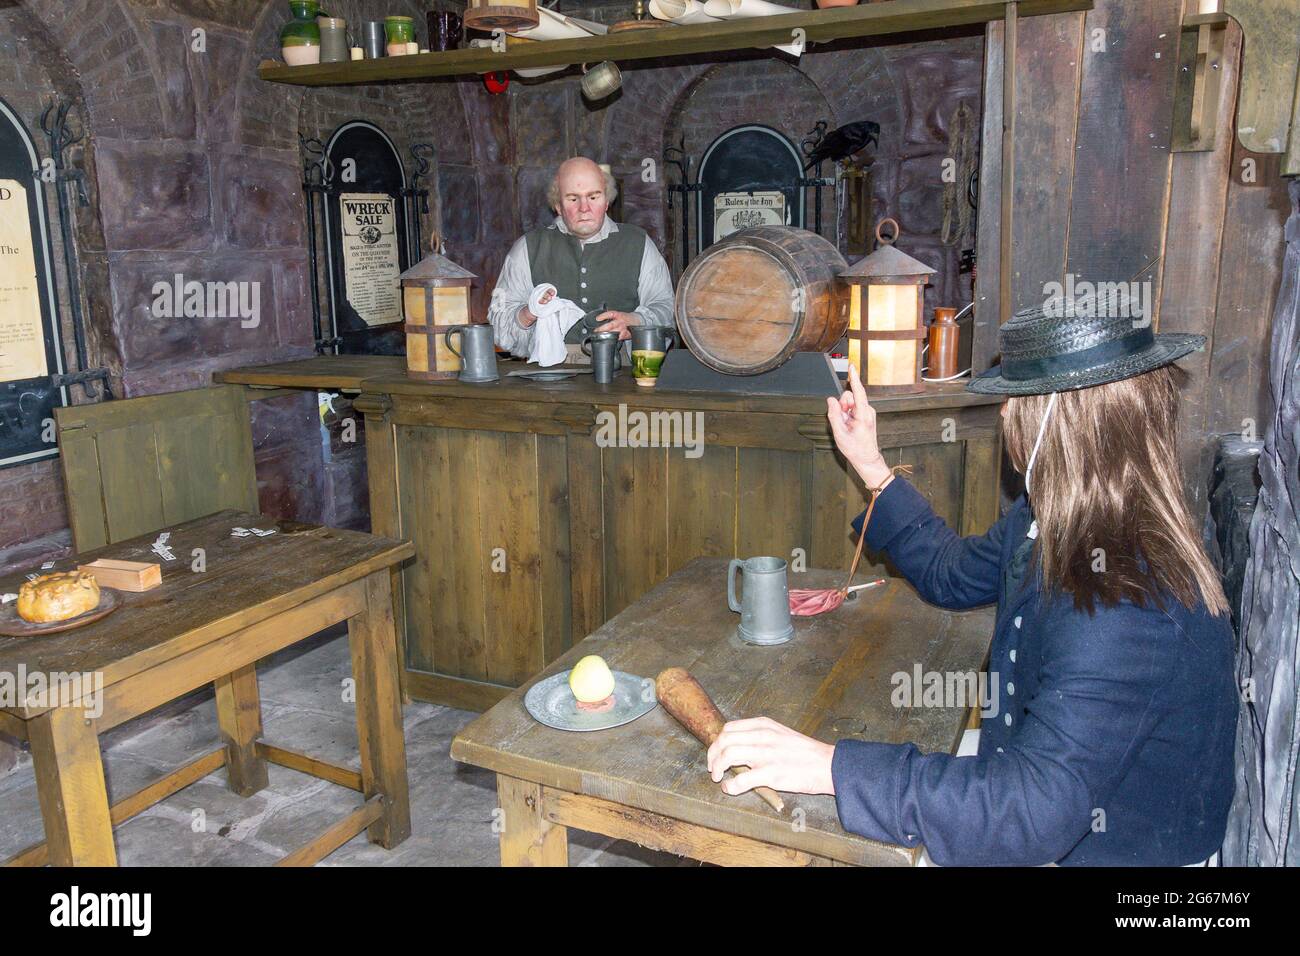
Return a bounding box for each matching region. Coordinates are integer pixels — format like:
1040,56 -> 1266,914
802,120 -> 880,170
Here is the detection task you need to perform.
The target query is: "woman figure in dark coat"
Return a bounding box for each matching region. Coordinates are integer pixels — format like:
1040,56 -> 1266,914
707,294 -> 1239,866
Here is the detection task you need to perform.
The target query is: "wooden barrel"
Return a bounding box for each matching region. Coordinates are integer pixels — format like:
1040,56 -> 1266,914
675,226 -> 849,375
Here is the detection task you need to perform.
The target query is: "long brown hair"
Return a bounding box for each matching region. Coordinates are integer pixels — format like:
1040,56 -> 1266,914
1002,364 -> 1229,617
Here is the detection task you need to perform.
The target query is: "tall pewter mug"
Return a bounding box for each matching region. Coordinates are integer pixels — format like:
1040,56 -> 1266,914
629,326 -> 675,354
582,330 -> 622,384
728,556 -> 794,646
445,324 -> 498,383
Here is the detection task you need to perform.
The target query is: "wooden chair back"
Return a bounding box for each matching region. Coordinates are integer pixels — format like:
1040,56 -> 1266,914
55,385 -> 259,552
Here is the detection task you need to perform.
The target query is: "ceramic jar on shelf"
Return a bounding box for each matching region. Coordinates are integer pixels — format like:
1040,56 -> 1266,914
385,16 -> 416,56
280,0 -> 322,66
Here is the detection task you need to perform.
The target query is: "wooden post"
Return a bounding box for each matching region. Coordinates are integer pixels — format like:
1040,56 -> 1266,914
348,570 -> 412,847
1000,0 -> 1018,327
497,775 -> 568,866
214,664 -> 269,796
29,706 -> 117,866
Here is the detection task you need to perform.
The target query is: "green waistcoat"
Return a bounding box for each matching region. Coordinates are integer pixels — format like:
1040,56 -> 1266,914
525,220 -> 645,314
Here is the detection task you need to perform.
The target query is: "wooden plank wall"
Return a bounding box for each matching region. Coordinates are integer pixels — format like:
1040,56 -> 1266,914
974,0 -> 1292,519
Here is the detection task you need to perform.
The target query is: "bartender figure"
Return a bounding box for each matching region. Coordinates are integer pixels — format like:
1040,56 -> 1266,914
487,156 -> 675,359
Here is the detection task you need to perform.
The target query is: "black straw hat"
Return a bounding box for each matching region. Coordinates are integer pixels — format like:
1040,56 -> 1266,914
966,286 -> 1204,396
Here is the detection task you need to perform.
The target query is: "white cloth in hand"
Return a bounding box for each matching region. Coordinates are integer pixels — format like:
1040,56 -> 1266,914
527,283 -> 585,367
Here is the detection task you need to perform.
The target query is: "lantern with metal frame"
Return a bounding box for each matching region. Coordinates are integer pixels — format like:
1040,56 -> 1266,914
840,218 -> 935,395
401,252 -> 476,381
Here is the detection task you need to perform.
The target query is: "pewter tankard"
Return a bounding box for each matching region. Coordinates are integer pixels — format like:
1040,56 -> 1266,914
445,324 -> 498,383
582,330 -> 622,384
629,326 -> 675,354
728,556 -> 795,646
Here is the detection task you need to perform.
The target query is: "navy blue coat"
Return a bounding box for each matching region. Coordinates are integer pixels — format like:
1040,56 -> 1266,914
832,478 -> 1238,866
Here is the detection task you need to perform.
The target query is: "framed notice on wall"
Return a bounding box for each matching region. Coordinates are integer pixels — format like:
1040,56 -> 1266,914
338,192 -> 402,327
0,179 -> 49,382
321,120 -> 411,356
713,190 -> 787,241
0,96 -> 67,471
696,124 -> 806,254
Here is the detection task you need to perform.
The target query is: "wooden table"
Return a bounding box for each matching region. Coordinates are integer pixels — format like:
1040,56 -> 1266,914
451,559 -> 995,867
219,355 -> 1004,711
0,510 -> 414,867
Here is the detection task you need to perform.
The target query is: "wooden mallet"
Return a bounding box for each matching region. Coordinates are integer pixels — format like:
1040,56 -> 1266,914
655,667 -> 785,814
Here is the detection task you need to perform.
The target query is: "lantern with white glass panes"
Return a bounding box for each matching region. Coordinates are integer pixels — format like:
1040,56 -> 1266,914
840,219 -> 935,395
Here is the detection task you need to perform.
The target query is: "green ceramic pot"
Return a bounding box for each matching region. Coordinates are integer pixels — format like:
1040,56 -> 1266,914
384,15 -> 415,55
281,1 -> 322,66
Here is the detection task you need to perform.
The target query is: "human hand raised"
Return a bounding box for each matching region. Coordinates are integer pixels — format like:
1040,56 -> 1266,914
826,364 -> 894,490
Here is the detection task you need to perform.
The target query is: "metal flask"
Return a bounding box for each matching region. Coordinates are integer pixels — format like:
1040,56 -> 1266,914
582,330 -> 622,384
445,324 -> 499,383
580,61 -> 622,101
629,326 -> 676,354
727,556 -> 795,646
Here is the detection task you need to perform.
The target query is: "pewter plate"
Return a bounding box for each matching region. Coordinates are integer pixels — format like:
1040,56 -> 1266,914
507,368 -> 593,382
524,669 -> 657,732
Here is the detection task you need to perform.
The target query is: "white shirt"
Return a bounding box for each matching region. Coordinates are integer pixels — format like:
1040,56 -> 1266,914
487,215 -> 676,358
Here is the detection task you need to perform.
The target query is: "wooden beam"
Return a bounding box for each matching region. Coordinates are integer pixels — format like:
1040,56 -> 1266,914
4,748 -> 226,867
544,789 -> 835,867
258,0 -> 1094,87
275,796 -> 386,867
999,1 -> 1018,327
256,741 -> 364,792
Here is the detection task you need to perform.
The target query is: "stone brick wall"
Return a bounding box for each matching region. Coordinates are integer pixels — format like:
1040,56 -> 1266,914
0,0 -> 984,774
0,0 -> 443,771
0,0 -> 445,574
436,1 -> 982,324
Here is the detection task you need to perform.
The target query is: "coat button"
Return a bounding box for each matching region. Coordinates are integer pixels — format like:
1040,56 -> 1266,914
1004,713 -> 1012,726
1014,616 -> 1022,628
997,747 -> 1004,753
1027,520 -> 1039,539
581,267 -> 587,273
1010,649 -> 1016,662
1007,682 -> 1015,695
581,297 -> 588,303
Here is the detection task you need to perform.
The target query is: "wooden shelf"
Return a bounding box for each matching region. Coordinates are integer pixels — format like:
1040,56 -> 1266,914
259,0 -> 1093,87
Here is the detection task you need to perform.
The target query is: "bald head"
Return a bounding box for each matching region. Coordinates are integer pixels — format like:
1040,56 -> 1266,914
548,157 -> 617,239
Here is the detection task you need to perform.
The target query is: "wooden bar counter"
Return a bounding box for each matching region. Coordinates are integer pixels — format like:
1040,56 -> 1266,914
220,356 -> 1004,711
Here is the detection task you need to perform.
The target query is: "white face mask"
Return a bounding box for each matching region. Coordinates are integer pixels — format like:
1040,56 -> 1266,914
1024,391 -> 1059,498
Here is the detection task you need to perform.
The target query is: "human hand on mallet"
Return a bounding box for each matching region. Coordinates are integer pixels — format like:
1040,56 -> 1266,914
655,668 -> 787,813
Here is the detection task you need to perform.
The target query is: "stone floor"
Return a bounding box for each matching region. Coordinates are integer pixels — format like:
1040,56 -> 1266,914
0,628 -> 690,867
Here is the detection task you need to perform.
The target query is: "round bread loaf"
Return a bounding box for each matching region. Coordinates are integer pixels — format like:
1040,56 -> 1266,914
16,571 -> 101,624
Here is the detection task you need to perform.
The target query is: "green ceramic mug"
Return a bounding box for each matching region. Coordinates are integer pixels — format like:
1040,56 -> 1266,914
632,349 -> 665,387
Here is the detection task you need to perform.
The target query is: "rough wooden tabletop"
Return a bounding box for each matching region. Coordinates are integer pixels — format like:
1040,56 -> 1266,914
0,510 -> 413,699
452,558 -> 995,865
